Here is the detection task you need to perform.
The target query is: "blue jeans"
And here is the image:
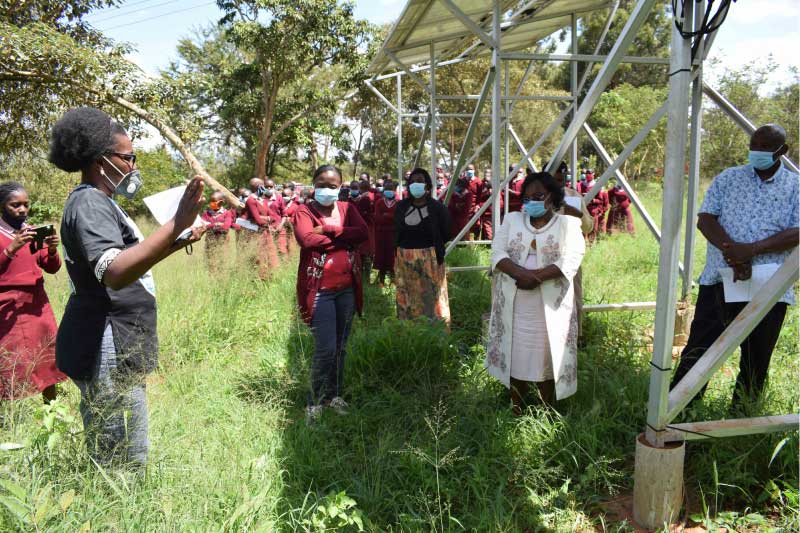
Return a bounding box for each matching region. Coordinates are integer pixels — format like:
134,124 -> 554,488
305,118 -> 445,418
309,287 -> 355,406
73,324 -> 149,466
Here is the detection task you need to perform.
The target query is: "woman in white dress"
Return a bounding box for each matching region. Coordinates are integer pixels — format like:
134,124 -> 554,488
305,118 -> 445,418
486,171 -> 586,414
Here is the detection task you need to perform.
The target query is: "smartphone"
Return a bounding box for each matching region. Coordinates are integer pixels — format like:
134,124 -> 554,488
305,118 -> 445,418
29,224 -> 55,253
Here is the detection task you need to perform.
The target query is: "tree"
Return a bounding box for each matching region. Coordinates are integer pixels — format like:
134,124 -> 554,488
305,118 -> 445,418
554,1 -> 672,94
701,61 -> 799,179
214,0 -> 373,180
0,5 -> 235,203
591,83 -> 668,179
0,0 -> 120,154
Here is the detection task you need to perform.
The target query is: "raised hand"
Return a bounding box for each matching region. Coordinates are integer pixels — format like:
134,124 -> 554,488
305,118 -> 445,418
175,177 -> 205,231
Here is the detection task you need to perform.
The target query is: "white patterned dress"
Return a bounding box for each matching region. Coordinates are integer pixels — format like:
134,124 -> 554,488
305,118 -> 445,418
486,212 -> 585,400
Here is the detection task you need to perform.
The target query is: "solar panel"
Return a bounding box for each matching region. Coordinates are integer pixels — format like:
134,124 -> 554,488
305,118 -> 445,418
367,0 -> 614,75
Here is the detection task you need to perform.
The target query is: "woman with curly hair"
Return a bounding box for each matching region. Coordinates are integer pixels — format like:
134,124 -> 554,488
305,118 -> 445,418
49,106 -> 206,466
486,172 -> 585,414
0,182 -> 67,402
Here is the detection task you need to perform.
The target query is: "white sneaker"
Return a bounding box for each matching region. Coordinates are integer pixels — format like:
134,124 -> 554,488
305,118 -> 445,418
329,397 -> 349,416
305,405 -> 323,426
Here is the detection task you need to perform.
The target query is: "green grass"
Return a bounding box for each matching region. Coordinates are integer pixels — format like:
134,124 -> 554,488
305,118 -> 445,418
0,197 -> 797,531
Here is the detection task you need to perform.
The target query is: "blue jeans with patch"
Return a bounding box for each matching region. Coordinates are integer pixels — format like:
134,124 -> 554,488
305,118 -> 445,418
309,288 -> 355,406
73,324 -> 149,467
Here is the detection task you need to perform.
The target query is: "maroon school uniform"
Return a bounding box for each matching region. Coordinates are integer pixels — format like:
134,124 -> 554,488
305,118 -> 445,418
373,195 -> 398,273
285,200 -> 300,220
354,193 -> 375,257
201,208 -> 234,271
201,208 -> 235,235
448,188 -> 474,240
265,195 -> 289,255
293,201 -> 368,324
0,221 -> 67,399
474,180 -> 503,240
607,187 -> 635,234
508,176 -> 525,213
586,188 -> 609,240
244,195 -> 279,278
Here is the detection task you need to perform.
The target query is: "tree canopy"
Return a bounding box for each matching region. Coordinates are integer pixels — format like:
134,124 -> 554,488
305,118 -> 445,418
0,0 -> 796,206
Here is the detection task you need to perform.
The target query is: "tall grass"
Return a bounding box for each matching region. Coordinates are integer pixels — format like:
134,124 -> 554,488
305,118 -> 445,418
0,202 -> 797,531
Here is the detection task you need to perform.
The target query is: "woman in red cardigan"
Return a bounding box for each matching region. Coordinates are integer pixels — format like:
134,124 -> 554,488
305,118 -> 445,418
293,165 -> 368,424
0,182 -> 67,402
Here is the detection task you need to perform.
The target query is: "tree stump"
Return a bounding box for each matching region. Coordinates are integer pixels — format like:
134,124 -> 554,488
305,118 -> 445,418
633,433 -> 685,529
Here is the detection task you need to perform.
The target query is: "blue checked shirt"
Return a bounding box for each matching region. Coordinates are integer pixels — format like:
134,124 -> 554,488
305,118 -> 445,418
698,162 -> 799,305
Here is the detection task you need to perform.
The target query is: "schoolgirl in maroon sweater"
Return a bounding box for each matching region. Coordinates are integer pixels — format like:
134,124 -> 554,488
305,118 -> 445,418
293,165 -> 368,424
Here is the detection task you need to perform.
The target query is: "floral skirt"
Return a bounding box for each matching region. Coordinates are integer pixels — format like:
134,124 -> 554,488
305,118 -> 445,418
395,247 -> 450,326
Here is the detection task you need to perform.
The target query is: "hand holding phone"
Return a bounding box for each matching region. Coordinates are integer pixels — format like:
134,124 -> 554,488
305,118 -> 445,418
28,224 -> 55,254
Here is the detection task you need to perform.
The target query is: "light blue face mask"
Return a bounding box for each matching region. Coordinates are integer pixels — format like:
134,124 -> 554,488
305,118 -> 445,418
350,189 -> 360,198
409,182 -> 427,198
314,187 -> 339,206
522,200 -> 547,218
383,190 -> 395,199
749,148 -> 781,170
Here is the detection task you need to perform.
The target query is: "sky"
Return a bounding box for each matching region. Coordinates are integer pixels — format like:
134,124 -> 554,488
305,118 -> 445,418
84,0 -> 799,84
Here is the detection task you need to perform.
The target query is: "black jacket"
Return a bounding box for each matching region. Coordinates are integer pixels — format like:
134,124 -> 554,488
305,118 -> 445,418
393,196 -> 452,264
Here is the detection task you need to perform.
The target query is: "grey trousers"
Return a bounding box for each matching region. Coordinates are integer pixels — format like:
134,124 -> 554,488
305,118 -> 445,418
72,324 -> 149,466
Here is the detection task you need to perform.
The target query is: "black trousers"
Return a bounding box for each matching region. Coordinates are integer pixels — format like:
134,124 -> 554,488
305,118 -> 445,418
670,283 -> 788,407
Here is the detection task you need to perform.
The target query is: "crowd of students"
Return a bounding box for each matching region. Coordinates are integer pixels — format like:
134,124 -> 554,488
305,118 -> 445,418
1,106 -> 795,468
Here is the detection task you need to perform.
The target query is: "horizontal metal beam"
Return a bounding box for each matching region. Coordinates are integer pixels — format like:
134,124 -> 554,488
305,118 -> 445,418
663,414 -> 799,442
500,52 -> 669,65
374,56 -> 471,81
446,265 -> 490,272
666,247 -> 800,422
402,113 -> 493,118
582,302 -> 657,313
449,239 -> 492,246
435,95 -> 573,102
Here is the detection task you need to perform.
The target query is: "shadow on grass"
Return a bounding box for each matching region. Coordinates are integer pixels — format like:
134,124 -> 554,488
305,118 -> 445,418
231,245 -> 799,529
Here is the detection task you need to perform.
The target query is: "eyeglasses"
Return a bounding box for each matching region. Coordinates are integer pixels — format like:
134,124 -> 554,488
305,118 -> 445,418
105,151 -> 136,165
522,193 -> 547,202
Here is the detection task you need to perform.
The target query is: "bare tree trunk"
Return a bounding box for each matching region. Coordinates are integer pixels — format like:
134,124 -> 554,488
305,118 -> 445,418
255,66 -> 279,181
106,93 -> 242,208
323,136 -> 330,162
309,135 -> 319,170
267,144 -> 278,178
352,122 -> 365,178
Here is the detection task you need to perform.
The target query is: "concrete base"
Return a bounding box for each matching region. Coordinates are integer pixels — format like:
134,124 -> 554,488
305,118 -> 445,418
633,433 -> 685,529
673,301 -> 694,347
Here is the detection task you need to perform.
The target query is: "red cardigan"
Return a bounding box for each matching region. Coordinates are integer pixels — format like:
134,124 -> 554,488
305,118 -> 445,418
293,201 -> 369,324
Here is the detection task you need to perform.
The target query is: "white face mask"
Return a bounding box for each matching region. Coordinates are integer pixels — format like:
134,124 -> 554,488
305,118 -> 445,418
101,156 -> 143,199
